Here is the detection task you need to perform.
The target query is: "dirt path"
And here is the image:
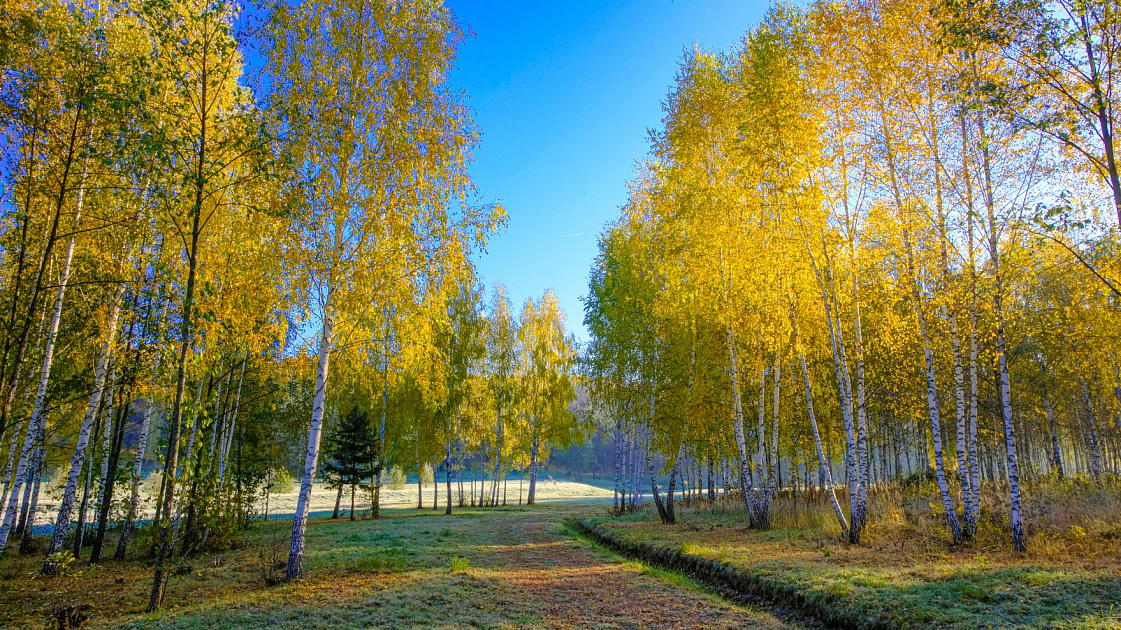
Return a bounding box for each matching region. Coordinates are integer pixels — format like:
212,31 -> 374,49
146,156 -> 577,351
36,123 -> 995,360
481,505 -> 792,629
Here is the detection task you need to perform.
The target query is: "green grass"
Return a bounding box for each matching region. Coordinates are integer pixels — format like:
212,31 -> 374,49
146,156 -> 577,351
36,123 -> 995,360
0,506 -> 545,629
449,555 -> 469,572
580,503 -> 1121,630
0,502 -> 787,629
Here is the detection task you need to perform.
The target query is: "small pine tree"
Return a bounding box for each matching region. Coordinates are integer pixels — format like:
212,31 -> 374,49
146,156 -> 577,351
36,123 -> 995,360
322,408 -> 379,520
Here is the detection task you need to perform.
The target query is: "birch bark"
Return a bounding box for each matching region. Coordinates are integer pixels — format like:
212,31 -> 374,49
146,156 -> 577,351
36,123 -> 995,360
44,284 -> 125,565
791,305 -> 848,533
905,235 -> 963,544
286,305 -> 334,580
0,174 -> 88,550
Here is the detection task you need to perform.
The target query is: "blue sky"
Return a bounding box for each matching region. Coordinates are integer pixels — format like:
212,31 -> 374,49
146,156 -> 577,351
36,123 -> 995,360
446,1 -> 773,342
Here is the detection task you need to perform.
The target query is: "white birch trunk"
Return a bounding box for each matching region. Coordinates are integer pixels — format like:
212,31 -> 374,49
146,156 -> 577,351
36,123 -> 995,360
754,369 -> 770,524
206,376 -> 227,462
950,309 -> 972,524
789,298 -> 848,533
22,450 -> 44,541
0,204 -> 83,549
613,417 -> 622,513
805,248 -> 860,539
95,376 -> 116,516
959,115 -> 983,530
851,293 -> 869,537
218,358 -> 246,484
286,306 -> 334,580
824,268 -> 860,538
116,362 -> 165,558
527,427 -> 539,505
0,357 -> 38,522
905,238 -> 962,543
725,323 -> 758,526
0,415 -> 25,520
176,377 -> 206,482
45,285 -> 125,560
966,266 -> 982,530
970,79 -> 1026,549
631,427 -> 642,508
123,301 -> 168,492
1044,382 -> 1063,478
1079,375 -> 1104,479
489,405 -> 501,508
797,347 -> 849,533
771,364 -> 781,495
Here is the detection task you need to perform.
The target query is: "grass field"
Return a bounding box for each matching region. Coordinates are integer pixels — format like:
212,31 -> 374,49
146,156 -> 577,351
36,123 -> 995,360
25,475 -> 615,529
7,478 -> 1120,629
0,501 -> 790,629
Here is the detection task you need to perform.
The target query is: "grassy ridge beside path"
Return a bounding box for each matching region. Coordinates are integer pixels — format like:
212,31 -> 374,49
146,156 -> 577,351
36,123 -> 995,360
575,507 -> 1121,630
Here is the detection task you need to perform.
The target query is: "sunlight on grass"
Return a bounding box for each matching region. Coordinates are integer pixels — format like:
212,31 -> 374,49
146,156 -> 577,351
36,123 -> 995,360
449,555 -> 470,572
579,484 -> 1121,630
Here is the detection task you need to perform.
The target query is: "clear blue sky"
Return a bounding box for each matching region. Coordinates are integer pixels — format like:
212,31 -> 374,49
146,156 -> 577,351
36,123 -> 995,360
446,1 -> 773,342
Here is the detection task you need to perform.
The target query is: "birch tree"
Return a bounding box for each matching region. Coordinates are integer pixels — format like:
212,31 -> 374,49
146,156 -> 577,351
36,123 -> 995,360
264,0 -> 500,581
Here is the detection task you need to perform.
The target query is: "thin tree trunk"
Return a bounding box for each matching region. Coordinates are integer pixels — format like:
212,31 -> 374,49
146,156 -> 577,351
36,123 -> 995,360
527,428 -> 539,505
445,442 -> 453,515
647,450 -> 668,523
792,305 -> 848,534
0,115 -> 86,451
74,430 -> 97,557
771,365 -> 781,498
90,387 -> 128,563
1079,375 -> 1104,480
117,302 -> 169,559
725,322 -> 758,527
0,415 -> 25,524
805,247 -> 861,541
972,64 -> 1026,551
20,451 -> 43,551
664,442 -> 684,525
904,234 -> 963,544
217,357 -> 245,487
1044,384 -> 1063,478
43,285 -> 125,567
0,182 -> 88,549
286,306 -> 334,581
490,405 -> 502,508
613,417 -> 622,514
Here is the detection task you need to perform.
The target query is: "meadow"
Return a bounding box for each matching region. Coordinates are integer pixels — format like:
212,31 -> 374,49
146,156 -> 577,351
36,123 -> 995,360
0,499 -> 786,630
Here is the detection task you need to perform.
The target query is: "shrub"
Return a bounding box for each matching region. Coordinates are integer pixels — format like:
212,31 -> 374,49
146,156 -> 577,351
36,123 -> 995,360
387,466 -> 407,491
254,526 -> 288,586
449,555 -> 469,572
265,468 -> 295,495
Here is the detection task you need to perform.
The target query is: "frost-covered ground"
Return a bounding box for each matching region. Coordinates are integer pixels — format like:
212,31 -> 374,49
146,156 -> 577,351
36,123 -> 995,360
27,475 -> 614,529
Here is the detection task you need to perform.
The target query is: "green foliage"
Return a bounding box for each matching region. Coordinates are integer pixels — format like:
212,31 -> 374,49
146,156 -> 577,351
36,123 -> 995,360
41,551 -> 78,578
386,466 -> 407,491
264,468 -> 295,496
323,407 -> 380,492
449,554 -> 469,572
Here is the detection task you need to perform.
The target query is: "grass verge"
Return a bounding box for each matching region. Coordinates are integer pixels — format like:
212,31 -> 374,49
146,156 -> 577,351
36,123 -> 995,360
574,505 -> 1121,630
